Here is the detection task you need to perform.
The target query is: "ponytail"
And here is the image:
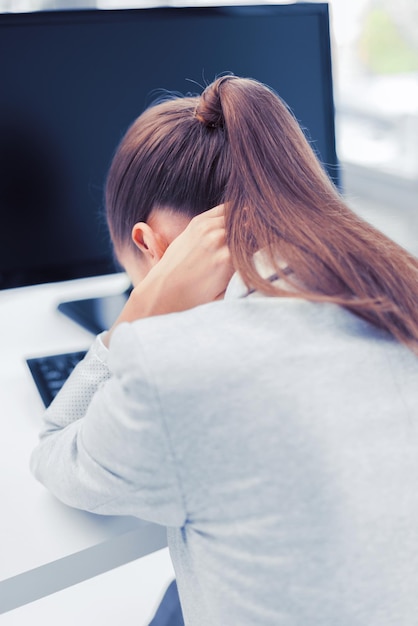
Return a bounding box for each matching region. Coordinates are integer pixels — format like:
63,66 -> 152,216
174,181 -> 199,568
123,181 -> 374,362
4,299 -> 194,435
193,76 -> 418,352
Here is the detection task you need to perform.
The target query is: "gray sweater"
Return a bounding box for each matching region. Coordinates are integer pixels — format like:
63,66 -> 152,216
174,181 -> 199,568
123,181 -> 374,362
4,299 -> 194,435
31,273 -> 418,625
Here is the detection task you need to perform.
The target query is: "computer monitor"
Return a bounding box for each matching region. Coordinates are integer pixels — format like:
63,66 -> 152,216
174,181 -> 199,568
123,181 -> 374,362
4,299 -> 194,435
0,3 -> 338,289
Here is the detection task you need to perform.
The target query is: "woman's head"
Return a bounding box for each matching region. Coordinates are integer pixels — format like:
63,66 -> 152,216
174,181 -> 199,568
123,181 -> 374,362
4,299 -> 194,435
106,74 -> 418,351
105,75 -> 331,254
106,79 -> 229,255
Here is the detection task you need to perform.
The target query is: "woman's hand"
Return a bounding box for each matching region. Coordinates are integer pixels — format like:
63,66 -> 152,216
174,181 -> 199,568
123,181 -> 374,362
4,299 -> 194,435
103,205 -> 233,346
147,204 -> 233,309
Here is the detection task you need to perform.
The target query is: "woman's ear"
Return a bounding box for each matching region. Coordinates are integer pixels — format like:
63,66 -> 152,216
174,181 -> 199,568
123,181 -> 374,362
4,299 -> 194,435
131,222 -> 168,265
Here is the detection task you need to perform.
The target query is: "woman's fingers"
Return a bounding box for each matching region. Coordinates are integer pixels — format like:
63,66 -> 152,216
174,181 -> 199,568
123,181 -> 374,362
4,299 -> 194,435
149,204 -> 233,308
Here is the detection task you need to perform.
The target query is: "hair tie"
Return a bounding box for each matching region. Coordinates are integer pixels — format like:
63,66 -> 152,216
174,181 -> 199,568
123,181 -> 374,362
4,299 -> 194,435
194,106 -> 222,128
194,76 -> 232,129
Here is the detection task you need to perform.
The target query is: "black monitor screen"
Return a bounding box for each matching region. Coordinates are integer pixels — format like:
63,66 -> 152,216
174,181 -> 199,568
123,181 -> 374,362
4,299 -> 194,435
0,3 -> 337,289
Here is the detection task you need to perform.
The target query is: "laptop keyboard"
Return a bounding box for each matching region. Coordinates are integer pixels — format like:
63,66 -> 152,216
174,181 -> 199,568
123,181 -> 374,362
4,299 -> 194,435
26,350 -> 87,408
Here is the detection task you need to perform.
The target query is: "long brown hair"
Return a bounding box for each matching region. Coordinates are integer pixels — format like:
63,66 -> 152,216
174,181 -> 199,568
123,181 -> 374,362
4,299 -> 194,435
106,75 -> 418,351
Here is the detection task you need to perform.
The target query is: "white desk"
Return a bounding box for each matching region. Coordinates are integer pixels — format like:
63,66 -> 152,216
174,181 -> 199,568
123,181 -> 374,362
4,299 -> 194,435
0,274 -> 168,614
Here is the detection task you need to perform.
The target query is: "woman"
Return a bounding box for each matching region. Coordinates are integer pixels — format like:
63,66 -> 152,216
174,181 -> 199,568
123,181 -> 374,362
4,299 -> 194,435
31,76 -> 418,625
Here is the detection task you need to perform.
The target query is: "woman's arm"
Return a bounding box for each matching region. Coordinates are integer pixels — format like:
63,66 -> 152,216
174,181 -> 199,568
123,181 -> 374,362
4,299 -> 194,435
30,325 -> 186,525
30,205 -> 233,521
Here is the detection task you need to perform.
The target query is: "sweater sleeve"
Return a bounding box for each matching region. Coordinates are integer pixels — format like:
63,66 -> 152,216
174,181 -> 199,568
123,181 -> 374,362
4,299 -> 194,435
37,333 -> 112,432
30,325 -> 186,527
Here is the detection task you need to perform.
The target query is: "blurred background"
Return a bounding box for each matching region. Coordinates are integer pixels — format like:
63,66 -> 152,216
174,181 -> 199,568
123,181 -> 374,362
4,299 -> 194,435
1,0 -> 417,256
